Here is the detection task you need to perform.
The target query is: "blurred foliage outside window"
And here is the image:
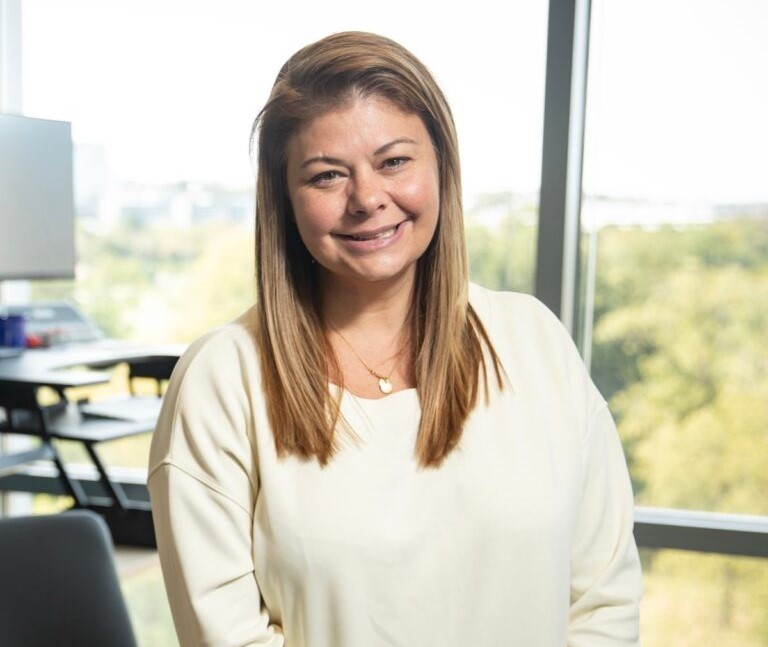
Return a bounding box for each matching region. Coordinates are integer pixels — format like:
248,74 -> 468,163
582,211 -> 768,647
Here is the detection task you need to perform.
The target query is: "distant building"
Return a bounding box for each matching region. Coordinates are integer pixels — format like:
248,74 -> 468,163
119,181 -> 252,228
73,143 -> 121,226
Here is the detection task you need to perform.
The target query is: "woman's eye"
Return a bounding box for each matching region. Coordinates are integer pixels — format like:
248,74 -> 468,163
383,157 -> 409,170
309,170 -> 342,185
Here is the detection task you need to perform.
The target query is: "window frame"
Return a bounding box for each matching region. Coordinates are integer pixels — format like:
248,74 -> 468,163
535,0 -> 768,555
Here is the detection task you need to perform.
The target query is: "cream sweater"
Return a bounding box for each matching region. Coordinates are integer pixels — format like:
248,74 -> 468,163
148,285 -> 642,647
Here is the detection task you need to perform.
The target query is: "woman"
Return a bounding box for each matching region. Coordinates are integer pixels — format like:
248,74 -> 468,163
149,31 -> 641,647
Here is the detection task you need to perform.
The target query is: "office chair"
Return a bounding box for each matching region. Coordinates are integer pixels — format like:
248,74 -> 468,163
128,355 -> 179,397
0,510 -> 139,647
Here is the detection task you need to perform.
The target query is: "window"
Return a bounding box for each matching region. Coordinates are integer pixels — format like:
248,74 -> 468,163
581,2 -> 768,644
22,0 -> 547,341
15,0 -> 547,496
639,548 -> 768,646
581,0 -> 768,516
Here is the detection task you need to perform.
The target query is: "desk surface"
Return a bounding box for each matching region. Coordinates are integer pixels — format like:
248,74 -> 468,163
0,341 -> 185,389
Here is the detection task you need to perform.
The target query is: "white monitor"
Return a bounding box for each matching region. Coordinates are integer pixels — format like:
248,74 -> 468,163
0,114 -> 75,280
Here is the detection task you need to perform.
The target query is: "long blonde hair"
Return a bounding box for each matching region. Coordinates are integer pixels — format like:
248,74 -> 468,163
251,31 -> 504,468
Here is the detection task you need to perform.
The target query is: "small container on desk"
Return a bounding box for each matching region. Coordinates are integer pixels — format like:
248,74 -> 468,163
0,314 -> 27,348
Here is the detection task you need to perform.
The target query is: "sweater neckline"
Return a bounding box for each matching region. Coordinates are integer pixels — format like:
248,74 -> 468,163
329,382 -> 418,404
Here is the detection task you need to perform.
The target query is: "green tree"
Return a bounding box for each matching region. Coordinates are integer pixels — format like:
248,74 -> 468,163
465,195 -> 536,293
587,215 -> 768,647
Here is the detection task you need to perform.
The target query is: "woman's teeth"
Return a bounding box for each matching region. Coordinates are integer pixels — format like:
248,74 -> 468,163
347,225 -> 398,241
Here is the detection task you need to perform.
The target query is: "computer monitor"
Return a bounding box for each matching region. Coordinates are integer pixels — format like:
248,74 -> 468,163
0,114 -> 75,280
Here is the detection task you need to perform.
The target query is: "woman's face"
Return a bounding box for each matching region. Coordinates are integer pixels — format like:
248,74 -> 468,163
285,96 -> 440,291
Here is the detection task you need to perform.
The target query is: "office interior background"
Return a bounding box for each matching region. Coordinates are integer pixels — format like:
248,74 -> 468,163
1,0 -> 767,645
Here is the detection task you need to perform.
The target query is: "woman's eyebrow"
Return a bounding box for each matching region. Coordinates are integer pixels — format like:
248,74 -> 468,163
300,155 -> 345,170
299,137 -> 418,169
374,137 -> 418,156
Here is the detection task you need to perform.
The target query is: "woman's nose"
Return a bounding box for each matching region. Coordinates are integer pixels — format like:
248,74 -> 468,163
346,170 -> 388,216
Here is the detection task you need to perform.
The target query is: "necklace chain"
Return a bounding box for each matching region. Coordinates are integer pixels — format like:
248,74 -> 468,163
328,324 -> 405,395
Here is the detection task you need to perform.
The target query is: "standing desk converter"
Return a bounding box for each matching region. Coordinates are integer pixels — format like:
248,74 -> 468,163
0,342 -> 184,546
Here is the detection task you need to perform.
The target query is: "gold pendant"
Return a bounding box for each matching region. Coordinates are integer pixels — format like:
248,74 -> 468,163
378,377 -> 393,394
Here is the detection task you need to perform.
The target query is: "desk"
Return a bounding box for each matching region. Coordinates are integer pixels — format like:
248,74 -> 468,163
0,341 -> 186,390
0,340 -> 184,546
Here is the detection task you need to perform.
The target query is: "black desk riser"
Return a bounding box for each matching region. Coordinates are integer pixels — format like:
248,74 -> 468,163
0,340 -> 184,546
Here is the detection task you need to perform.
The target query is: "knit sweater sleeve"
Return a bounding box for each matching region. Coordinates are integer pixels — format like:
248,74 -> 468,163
533,295 -> 642,645
568,402 -> 642,646
484,288 -> 642,645
147,325 -> 284,647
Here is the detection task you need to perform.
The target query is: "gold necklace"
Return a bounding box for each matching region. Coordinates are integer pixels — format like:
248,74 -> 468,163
329,325 -> 404,395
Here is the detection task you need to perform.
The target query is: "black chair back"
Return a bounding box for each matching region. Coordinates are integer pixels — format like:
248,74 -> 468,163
0,510 -> 139,647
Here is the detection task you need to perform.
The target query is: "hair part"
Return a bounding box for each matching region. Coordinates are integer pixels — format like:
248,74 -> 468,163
251,31 -> 504,468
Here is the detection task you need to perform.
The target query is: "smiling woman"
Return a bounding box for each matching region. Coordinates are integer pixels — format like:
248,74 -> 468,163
248,31 -> 498,420
147,31 -> 641,647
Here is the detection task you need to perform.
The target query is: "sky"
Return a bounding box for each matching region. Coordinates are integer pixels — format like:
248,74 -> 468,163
583,0 -> 768,204
18,0 -> 768,205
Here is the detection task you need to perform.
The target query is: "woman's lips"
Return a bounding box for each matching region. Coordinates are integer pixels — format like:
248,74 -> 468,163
335,221 -> 404,241
333,220 -> 407,251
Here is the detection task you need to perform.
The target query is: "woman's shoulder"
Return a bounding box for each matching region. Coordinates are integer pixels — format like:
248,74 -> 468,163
172,305 -> 261,381
149,306 -> 262,474
468,282 -> 566,342
469,283 -> 601,408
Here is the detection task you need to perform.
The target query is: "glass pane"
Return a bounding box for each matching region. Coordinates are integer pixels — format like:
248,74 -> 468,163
21,0 -> 546,340
581,0 -> 768,515
15,2 -> 546,489
119,551 -> 179,647
640,548 -> 768,647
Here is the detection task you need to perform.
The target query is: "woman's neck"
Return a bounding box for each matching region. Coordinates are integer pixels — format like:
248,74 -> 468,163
319,271 -> 416,397
319,271 -> 415,336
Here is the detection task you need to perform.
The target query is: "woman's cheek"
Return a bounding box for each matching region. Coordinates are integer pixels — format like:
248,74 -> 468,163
398,175 -> 439,216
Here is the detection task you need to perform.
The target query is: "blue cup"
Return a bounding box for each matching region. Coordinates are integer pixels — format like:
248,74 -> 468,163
0,314 -> 26,347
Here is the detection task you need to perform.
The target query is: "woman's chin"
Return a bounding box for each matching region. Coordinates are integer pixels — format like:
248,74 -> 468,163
318,260 -> 417,290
